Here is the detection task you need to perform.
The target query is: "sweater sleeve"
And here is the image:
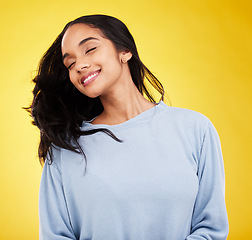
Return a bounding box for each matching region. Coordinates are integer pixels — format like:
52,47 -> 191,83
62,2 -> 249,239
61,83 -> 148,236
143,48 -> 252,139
186,121 -> 229,240
39,147 -> 77,240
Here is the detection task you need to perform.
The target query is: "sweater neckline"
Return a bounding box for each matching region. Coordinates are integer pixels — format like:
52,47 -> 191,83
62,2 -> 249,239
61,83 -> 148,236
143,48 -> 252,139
82,100 -> 165,130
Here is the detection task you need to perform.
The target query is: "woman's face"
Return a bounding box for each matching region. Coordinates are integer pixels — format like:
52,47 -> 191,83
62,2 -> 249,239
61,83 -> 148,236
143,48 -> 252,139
61,23 -> 131,98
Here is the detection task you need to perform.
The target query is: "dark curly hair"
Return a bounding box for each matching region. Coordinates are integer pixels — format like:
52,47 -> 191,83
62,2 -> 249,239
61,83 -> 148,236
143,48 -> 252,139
26,14 -> 165,165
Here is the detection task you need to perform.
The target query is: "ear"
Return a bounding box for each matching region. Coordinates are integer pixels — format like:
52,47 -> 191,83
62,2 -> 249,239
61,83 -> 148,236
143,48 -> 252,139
120,49 -> 132,63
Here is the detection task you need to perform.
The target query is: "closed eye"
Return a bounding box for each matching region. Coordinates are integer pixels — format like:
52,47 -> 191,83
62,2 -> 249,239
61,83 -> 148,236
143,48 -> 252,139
67,62 -> 75,70
86,47 -> 97,54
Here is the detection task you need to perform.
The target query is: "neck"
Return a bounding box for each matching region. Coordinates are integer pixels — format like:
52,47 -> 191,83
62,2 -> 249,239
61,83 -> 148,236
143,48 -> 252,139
93,77 -> 156,125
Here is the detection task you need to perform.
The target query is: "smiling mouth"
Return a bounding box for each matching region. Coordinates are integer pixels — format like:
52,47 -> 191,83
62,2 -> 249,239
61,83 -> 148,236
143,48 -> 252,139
81,70 -> 101,86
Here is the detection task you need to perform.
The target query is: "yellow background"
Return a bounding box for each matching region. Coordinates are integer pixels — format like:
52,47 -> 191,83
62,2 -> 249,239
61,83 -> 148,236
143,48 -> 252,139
0,0 -> 251,239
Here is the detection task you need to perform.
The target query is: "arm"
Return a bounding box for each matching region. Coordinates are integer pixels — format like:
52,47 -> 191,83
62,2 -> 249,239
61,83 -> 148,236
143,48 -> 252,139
186,122 -> 229,240
39,147 -> 77,240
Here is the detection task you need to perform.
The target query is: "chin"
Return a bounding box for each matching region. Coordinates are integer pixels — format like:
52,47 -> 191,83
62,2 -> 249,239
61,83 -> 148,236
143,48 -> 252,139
76,83 -> 104,98
87,94 -> 101,99
81,90 -> 102,99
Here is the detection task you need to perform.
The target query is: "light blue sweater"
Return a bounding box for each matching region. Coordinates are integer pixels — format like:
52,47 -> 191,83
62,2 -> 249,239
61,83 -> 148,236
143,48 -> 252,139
39,101 -> 229,239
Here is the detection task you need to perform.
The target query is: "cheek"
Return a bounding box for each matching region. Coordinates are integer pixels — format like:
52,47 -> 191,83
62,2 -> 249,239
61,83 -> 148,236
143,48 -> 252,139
69,72 -> 77,84
68,72 -> 81,89
101,55 -> 122,76
98,47 -> 121,69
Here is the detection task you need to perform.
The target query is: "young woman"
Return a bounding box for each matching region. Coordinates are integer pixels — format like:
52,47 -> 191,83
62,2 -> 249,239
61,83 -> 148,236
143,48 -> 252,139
29,14 -> 228,239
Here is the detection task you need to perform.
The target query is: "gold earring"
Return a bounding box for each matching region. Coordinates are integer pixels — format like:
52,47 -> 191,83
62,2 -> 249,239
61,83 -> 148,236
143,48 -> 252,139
122,58 -> 127,63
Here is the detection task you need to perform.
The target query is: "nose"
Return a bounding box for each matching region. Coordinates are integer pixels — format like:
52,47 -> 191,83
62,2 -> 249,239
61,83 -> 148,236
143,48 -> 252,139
76,62 -> 91,73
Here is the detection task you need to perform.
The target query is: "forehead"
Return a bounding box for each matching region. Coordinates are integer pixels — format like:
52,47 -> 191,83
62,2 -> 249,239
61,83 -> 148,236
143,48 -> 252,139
61,23 -> 105,49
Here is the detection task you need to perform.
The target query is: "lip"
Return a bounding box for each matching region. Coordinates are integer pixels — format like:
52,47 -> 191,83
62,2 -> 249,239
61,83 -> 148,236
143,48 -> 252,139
81,70 -> 101,86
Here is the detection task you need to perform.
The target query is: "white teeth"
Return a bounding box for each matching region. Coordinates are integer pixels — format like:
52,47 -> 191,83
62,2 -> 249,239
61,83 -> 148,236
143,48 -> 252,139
83,72 -> 99,83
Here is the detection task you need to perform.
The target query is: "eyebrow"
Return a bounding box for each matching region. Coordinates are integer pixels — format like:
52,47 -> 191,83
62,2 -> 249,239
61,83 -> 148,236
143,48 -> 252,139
62,37 -> 100,61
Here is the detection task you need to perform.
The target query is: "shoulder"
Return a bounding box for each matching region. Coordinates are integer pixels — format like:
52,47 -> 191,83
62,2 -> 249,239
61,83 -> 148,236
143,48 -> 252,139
158,101 -> 212,130
158,102 -> 222,162
44,144 -> 62,173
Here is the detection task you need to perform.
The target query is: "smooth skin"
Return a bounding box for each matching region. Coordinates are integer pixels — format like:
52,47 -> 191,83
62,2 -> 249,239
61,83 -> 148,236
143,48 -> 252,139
61,23 -> 155,125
